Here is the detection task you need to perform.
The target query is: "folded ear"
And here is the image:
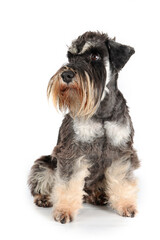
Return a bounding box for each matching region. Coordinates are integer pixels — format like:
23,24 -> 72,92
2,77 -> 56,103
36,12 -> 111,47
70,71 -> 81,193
106,39 -> 135,72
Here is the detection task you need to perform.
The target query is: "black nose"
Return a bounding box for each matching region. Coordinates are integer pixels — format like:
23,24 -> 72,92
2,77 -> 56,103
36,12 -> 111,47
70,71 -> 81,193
61,71 -> 75,84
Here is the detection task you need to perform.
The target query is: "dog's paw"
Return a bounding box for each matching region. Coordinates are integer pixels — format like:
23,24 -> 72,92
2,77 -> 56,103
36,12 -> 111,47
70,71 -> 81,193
53,209 -> 73,224
34,194 -> 53,208
119,205 -> 137,218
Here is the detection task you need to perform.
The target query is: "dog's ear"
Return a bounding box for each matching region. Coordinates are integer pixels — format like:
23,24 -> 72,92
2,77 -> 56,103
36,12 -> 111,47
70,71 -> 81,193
106,39 -> 135,72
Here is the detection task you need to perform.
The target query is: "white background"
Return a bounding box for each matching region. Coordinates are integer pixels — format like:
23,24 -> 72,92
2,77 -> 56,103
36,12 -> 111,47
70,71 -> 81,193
0,0 -> 160,239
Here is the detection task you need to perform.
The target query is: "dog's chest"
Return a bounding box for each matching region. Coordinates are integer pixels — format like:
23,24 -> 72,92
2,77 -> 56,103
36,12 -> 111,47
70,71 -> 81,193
73,118 -> 131,147
104,120 -> 131,146
73,118 -> 104,143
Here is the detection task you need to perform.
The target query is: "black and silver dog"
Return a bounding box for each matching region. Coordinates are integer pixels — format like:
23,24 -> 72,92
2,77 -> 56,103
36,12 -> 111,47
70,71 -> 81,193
28,31 -> 140,224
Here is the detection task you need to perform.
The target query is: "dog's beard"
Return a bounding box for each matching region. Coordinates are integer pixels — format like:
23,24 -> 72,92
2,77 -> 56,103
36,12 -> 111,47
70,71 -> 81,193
47,69 -> 102,118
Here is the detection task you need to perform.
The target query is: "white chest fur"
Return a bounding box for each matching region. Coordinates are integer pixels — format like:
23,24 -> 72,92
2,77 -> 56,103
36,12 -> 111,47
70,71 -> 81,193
73,118 -> 104,143
104,120 -> 131,147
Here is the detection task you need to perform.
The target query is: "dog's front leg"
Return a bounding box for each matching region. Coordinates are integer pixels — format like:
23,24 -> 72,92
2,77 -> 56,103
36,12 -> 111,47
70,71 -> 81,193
52,157 -> 89,224
105,157 -> 138,217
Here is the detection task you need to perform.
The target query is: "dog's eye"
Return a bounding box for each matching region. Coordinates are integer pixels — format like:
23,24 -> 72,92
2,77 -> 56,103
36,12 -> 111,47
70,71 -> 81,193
90,53 -> 101,61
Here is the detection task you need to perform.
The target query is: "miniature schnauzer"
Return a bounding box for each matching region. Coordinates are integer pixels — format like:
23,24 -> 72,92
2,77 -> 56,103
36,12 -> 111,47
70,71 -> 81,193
28,31 -> 140,224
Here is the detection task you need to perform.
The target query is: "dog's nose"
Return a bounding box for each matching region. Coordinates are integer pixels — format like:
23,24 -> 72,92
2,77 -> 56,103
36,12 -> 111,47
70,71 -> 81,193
61,71 -> 75,84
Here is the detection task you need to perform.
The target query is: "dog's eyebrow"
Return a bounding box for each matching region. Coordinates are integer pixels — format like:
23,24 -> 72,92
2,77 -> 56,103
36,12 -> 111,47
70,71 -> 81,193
68,41 -> 98,55
68,45 -> 77,54
79,41 -> 107,55
79,42 -> 97,54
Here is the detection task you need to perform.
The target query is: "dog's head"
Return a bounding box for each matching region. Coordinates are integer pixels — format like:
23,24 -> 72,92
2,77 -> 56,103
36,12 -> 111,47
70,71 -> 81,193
47,31 -> 135,118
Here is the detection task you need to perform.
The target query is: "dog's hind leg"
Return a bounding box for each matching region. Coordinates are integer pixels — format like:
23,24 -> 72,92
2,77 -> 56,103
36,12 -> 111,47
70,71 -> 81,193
83,177 -> 108,206
28,155 -> 57,208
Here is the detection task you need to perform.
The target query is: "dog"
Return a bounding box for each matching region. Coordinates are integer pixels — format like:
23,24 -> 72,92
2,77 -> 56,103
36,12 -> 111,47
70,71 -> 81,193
28,31 -> 140,224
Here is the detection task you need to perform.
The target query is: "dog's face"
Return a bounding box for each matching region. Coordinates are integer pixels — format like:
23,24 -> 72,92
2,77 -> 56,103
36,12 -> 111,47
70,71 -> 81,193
47,32 -> 135,118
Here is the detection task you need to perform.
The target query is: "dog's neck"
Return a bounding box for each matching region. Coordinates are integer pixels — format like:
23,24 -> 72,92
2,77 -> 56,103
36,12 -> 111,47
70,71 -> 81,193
94,73 -> 128,122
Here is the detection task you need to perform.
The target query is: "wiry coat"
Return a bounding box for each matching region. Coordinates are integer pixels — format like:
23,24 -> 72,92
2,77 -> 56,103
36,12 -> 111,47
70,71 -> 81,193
28,31 -> 140,223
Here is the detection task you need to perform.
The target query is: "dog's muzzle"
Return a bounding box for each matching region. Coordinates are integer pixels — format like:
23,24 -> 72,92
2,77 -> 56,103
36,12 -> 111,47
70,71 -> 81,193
61,70 -> 75,84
